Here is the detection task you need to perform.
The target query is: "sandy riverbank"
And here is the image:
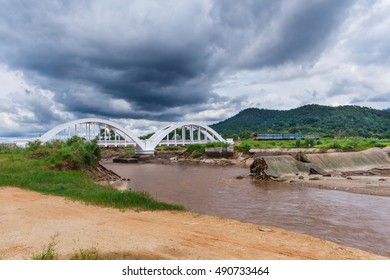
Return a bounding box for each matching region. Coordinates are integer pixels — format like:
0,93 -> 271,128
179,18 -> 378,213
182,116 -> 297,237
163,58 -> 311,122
284,172 -> 390,196
0,186 -> 386,260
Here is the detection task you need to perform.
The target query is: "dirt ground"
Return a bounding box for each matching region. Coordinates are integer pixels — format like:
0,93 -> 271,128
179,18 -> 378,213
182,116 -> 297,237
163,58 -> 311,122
0,187 -> 386,260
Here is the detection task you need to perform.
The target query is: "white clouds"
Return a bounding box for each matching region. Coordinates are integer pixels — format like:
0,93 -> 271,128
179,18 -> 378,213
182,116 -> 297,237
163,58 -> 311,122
0,64 -> 73,136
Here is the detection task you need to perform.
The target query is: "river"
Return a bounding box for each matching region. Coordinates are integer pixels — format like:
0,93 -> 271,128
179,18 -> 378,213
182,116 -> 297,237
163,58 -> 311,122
102,162 -> 390,258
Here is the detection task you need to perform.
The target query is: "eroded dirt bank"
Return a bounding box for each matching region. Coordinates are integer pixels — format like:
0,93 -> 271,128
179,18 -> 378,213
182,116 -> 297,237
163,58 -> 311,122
0,187 -> 386,260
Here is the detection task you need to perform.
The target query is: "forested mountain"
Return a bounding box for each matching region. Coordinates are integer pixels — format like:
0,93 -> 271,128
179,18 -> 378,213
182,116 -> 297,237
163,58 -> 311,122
211,104 -> 390,138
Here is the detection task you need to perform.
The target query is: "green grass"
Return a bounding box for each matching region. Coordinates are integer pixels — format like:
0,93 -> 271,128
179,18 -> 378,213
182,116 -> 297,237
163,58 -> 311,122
31,234 -> 59,260
0,145 -> 184,211
237,137 -> 389,152
70,247 -> 100,260
31,235 -> 101,260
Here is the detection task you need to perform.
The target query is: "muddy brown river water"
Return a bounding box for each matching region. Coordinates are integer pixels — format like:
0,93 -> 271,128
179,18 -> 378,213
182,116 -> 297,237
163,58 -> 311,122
102,162 -> 390,258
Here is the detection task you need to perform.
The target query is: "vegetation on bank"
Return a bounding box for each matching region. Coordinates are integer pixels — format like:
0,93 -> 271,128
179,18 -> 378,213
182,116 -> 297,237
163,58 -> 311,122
0,138 -> 184,211
30,234 -> 143,260
102,138 -> 388,158
31,234 -> 102,260
182,142 -> 231,158
211,104 -> 390,139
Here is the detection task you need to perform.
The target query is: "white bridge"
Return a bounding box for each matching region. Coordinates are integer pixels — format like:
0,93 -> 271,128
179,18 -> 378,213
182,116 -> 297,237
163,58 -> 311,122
39,118 -> 228,155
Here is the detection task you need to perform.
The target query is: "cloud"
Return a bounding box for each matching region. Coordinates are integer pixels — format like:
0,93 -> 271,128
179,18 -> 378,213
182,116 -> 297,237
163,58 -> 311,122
0,64 -> 73,136
0,0 -> 389,137
0,1 -> 221,120
210,0 -> 355,68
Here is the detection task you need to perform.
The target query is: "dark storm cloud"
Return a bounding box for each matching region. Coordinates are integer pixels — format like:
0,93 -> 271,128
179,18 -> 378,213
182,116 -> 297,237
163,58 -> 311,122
211,0 -> 356,68
0,0 -> 356,123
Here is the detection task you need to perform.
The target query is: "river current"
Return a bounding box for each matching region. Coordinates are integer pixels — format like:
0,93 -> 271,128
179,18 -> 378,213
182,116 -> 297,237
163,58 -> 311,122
102,162 -> 390,258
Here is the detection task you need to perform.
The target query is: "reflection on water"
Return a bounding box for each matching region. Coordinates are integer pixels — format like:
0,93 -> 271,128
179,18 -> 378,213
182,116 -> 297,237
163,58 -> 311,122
103,162 -> 390,257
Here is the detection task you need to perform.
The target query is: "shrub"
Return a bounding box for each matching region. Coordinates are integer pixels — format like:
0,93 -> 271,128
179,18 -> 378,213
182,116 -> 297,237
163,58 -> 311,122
236,142 -> 251,153
330,141 -> 341,149
26,137 -> 101,170
304,138 -> 315,148
205,142 -> 230,148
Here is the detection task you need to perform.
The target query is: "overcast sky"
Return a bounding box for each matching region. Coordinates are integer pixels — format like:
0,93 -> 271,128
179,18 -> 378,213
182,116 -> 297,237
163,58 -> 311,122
1,0 -> 389,137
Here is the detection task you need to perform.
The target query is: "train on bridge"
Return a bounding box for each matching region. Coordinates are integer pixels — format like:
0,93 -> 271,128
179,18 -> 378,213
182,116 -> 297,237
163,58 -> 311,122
253,133 -> 320,140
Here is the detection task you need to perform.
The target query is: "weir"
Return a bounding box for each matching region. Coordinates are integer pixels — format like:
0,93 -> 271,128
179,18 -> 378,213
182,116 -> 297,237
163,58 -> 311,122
262,156 -> 309,177
306,148 -> 390,171
256,148 -> 390,177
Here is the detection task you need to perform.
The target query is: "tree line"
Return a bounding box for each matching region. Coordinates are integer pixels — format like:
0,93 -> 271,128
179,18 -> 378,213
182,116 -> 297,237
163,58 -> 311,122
211,104 -> 390,139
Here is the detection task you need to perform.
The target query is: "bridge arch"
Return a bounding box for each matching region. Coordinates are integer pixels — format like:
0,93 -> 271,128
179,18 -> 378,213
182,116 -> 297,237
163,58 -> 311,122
39,118 -> 145,150
148,122 -> 225,150
39,119 -> 227,155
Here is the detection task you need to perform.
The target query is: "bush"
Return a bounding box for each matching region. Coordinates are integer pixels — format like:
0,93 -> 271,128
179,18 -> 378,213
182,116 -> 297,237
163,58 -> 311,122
205,142 -> 230,148
184,144 -> 205,158
26,137 -> 101,170
304,138 -> 315,148
236,142 -> 251,153
330,141 -> 341,149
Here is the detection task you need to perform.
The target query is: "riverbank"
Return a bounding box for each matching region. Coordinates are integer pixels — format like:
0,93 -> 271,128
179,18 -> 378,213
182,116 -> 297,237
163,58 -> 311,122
0,186 -> 386,260
282,171 -> 390,197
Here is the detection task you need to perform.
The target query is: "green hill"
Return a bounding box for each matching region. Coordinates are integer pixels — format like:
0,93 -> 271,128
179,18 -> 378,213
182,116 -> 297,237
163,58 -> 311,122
211,104 -> 390,139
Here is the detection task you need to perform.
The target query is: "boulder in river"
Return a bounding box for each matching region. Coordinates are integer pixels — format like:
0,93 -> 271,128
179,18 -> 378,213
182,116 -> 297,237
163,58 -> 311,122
250,157 -> 271,180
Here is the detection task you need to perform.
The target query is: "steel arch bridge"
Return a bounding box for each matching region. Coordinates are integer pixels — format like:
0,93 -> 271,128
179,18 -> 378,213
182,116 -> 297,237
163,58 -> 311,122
39,118 -> 227,155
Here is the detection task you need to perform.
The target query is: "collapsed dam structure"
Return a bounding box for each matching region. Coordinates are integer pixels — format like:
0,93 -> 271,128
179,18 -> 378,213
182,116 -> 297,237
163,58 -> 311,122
251,148 -> 390,178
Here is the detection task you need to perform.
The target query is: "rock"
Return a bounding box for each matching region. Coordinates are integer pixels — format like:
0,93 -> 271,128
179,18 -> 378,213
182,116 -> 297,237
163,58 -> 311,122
250,157 -> 271,180
245,158 -> 254,167
305,163 -> 330,176
258,227 -> 273,233
295,151 -> 310,163
110,180 -> 130,191
379,178 -> 386,181
113,157 -> 138,163
218,159 -> 234,166
298,175 -> 304,180
309,177 -> 320,181
346,176 -> 353,180
236,176 -> 244,179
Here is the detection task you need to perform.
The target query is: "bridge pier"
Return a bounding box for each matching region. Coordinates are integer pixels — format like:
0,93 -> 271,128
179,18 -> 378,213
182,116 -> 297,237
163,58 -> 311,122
134,140 -> 156,156
134,149 -> 155,156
